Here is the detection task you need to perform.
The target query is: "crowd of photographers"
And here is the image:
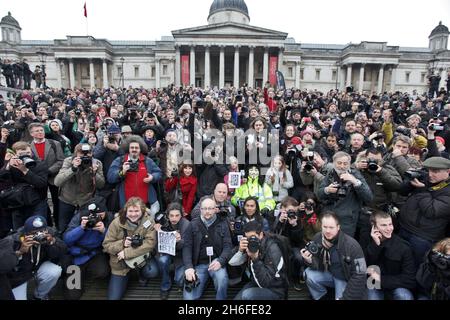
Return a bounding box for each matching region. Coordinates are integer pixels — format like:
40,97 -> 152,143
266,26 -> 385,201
0,79 -> 449,301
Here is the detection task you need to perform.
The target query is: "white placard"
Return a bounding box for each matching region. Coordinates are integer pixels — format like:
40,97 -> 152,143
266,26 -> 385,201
228,172 -> 241,189
157,230 -> 177,256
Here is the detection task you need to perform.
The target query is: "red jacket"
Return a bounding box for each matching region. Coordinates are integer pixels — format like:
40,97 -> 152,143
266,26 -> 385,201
264,88 -> 277,112
165,176 -> 197,215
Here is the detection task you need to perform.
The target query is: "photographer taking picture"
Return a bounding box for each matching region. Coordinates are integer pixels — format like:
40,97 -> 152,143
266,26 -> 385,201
318,151 -> 373,238
54,143 -> 105,233
230,220 -> 289,300
63,197 -> 113,300
300,151 -> 333,195
302,212 -> 367,300
6,216 -> 67,300
398,157 -> 450,269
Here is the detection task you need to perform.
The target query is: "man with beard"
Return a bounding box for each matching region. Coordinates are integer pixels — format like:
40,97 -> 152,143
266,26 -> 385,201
302,212 -> 367,300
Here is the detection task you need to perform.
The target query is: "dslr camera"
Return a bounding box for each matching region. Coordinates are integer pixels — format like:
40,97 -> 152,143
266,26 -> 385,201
32,231 -> 48,245
18,155 -> 36,169
85,204 -> 102,229
405,168 -> 428,183
367,159 -> 379,173
127,160 -> 139,172
130,234 -> 144,248
247,236 -> 261,253
287,209 -> 298,219
217,204 -> 230,218
305,241 -> 322,256
184,272 -> 200,293
155,212 -> 170,229
80,144 -> 92,167
335,181 -> 352,198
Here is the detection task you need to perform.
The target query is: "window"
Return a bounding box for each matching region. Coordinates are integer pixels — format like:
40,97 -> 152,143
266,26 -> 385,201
288,67 -> 293,78
436,40 -> 441,50
315,69 -> 321,81
163,65 -> 168,76
332,70 -> 337,81
134,66 -> 139,78
405,72 -> 410,83
151,67 -> 155,78
300,68 -> 304,80
421,73 -> 426,83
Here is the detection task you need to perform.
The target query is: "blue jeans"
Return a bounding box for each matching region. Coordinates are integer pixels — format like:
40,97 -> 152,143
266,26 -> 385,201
58,200 -> 77,233
12,261 -> 62,300
157,254 -> 185,292
305,268 -> 348,300
183,263 -> 228,300
234,282 -> 284,300
368,288 -> 414,300
399,228 -> 433,269
140,257 -> 159,279
108,274 -> 129,300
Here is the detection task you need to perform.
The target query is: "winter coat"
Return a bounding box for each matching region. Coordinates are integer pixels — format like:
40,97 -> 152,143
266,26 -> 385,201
165,175 -> 197,215
306,231 -> 368,300
102,213 -> 157,276
54,157 -> 105,207
264,168 -> 294,202
317,168 -> 373,237
30,139 -> 65,185
231,177 -> 276,211
364,234 -> 416,290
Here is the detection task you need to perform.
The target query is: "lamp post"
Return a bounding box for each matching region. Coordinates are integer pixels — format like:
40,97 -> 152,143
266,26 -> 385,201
36,49 -> 48,89
120,57 -> 125,88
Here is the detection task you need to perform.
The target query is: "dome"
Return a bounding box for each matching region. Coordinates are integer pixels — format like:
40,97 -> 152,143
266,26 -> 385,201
208,0 -> 250,20
429,21 -> 449,37
0,12 -> 21,29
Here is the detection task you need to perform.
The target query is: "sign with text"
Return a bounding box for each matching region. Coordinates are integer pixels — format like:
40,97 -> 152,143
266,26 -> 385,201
158,230 -> 177,256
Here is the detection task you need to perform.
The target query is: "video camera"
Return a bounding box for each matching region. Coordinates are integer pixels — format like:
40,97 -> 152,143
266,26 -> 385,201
405,168 -> 428,184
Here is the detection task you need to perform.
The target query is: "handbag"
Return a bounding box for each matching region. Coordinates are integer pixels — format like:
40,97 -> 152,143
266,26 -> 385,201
0,183 -> 41,209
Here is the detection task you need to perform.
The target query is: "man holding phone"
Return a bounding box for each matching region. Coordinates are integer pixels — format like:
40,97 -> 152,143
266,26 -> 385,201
364,211 -> 416,300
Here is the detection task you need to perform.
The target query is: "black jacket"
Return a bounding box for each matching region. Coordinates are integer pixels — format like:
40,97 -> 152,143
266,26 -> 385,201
273,219 -> 304,248
196,163 -> 228,199
365,234 -> 416,290
183,216 -> 232,269
0,237 -> 17,300
399,178 -> 450,241
416,251 -> 450,300
306,231 -> 368,300
6,228 -> 67,288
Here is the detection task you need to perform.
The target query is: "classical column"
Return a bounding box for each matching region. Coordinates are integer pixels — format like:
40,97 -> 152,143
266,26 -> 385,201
102,59 -> 108,88
233,46 -> 240,88
175,46 -> 181,87
358,64 -> 365,93
190,46 -> 195,86
55,59 -> 62,89
248,46 -> 254,88
204,45 -> 210,88
89,59 -> 95,89
155,58 -> 161,89
390,66 -> 397,91
440,68 -> 447,89
338,65 -> 345,91
278,47 -> 283,73
263,47 -> 269,83
346,64 -> 352,87
69,59 -> 75,89
295,61 -> 301,89
219,46 -> 225,89
377,64 -> 385,94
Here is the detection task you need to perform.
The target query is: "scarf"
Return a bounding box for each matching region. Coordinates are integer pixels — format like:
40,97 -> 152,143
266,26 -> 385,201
322,234 -> 338,272
201,214 -> 217,229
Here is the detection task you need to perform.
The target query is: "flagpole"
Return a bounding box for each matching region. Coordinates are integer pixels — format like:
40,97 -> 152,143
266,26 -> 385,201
86,17 -> 88,36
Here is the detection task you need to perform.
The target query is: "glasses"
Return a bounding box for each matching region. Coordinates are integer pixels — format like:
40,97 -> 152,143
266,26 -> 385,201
200,207 -> 216,212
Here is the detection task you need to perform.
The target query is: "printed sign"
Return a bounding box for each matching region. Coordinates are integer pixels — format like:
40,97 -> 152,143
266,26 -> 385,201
228,172 -> 242,189
158,231 -> 177,256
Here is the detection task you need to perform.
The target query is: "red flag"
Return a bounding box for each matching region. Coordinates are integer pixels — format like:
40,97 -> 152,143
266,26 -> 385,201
83,2 -> 87,18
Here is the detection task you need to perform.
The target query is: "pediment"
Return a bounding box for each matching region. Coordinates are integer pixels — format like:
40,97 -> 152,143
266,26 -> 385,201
172,22 -> 287,40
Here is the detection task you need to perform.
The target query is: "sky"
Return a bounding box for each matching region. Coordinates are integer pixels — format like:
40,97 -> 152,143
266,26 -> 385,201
2,0 -> 450,47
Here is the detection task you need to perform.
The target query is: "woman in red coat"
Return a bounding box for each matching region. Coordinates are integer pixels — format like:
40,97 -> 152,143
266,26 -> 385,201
164,162 -> 197,219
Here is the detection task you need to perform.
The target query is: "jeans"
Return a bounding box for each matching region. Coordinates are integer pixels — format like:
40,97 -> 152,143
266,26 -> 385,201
140,257 -> 160,279
157,254 -> 185,292
399,228 -> 433,269
368,288 -> 414,300
234,282 -> 284,300
183,263 -> 228,300
58,201 -> 77,233
305,268 -> 348,300
12,261 -> 62,300
108,274 -> 129,300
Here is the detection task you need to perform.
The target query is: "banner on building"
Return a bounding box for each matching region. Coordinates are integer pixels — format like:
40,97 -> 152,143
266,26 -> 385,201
269,56 -> 278,85
276,70 -> 286,90
181,55 -> 190,85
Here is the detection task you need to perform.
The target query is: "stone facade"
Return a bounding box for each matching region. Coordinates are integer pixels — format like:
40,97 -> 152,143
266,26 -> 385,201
1,1 -> 449,92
